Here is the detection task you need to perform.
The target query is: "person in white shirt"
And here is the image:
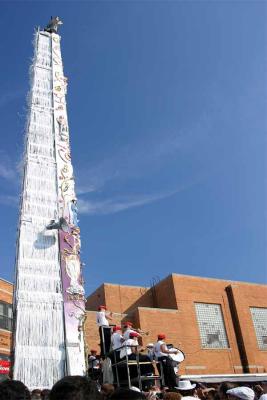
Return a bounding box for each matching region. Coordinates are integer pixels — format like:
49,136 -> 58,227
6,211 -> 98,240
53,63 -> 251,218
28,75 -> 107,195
111,325 -> 124,361
122,321 -> 142,340
120,331 -> 139,360
146,343 -> 155,361
120,332 -> 154,385
96,305 -> 113,356
88,349 -> 101,380
154,333 -> 178,389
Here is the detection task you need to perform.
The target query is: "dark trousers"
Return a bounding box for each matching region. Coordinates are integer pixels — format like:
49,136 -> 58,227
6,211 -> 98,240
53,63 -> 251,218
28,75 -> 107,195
99,326 -> 111,357
157,356 -> 177,389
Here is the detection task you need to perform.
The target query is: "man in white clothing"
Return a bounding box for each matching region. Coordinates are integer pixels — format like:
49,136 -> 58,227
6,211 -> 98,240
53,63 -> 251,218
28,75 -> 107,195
88,349 -> 100,380
96,305 -> 113,356
122,321 -> 142,340
111,325 -> 124,361
154,333 -> 178,389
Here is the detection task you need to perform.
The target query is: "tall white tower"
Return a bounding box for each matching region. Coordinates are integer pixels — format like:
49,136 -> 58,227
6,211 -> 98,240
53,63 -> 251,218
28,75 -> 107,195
13,18 -> 86,389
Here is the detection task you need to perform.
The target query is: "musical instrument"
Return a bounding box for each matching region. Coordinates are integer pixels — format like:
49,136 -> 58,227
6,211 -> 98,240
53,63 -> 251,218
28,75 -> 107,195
168,348 -> 185,363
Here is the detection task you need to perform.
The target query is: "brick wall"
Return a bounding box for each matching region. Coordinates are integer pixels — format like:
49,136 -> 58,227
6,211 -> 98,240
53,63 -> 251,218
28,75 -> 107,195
86,274 -> 267,375
0,279 -> 13,356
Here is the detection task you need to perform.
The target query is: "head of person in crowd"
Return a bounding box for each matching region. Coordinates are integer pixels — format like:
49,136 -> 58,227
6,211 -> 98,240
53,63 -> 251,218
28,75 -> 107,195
262,382 -> 267,393
109,388 -> 146,400
203,388 -> 217,400
175,380 -> 197,397
98,305 -> 107,312
157,333 -> 166,341
226,387 -> 255,400
123,321 -> 133,330
113,326 -> 122,333
101,383 -> 115,399
163,392 -> 182,400
219,383 -> 237,400
31,388 -> 42,399
49,375 -> 102,400
90,349 -> 98,356
0,379 -> 31,400
41,389 -> 50,400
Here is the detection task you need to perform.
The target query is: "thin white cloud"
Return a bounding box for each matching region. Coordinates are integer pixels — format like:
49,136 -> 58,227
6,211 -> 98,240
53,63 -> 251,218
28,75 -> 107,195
78,194 -> 167,215
0,151 -> 18,182
0,164 -> 16,181
0,89 -> 24,109
77,182 -> 197,216
76,113 -> 211,195
0,194 -> 18,206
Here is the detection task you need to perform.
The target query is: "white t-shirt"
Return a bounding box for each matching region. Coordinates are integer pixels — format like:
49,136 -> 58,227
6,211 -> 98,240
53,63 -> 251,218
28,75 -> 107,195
88,355 -> 100,369
96,310 -> 109,327
147,348 -> 154,361
111,332 -> 123,350
120,338 -> 138,359
154,340 -> 167,359
123,328 -> 138,340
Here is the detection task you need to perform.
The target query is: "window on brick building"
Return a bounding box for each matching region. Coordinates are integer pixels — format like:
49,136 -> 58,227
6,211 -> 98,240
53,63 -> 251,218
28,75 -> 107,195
250,307 -> 267,350
195,303 -> 229,349
0,302 -> 12,331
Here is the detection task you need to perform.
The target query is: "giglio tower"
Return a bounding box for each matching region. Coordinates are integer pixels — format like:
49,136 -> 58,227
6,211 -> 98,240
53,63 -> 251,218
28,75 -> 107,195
13,18 -> 86,389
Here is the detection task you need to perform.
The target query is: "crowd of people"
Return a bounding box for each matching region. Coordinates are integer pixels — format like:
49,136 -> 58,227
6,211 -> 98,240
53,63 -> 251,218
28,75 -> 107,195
0,375 -> 267,400
1,305 -> 266,399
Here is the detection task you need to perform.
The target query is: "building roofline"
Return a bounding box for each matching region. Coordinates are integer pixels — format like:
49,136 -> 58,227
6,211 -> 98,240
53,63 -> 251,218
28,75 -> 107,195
170,273 -> 267,287
94,274 -> 267,292
0,277 -> 13,286
86,273 -> 267,300
103,282 -> 148,290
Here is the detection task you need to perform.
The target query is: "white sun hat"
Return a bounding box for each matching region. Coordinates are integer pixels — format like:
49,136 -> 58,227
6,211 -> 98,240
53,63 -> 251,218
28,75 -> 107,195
226,387 -> 255,400
131,386 -> 141,392
175,380 -> 196,390
146,343 -> 154,347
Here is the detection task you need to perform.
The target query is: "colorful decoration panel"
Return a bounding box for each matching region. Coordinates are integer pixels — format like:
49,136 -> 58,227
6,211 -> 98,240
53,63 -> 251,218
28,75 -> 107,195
51,32 -> 86,375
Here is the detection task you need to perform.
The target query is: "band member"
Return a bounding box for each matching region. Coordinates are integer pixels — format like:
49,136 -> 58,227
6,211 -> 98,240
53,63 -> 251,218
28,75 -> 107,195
111,325 -> 124,361
154,333 -> 178,389
122,322 -> 142,340
88,349 -> 101,380
96,305 -> 113,356
121,332 -> 154,386
146,343 -> 155,361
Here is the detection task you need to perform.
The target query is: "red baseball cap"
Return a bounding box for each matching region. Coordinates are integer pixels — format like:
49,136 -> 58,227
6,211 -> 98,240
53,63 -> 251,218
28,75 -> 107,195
157,333 -> 166,340
98,305 -> 107,310
124,321 -> 133,327
129,332 -> 139,338
113,325 -> 121,332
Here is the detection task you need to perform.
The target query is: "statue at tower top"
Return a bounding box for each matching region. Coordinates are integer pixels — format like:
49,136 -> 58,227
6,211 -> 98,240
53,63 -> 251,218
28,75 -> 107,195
45,16 -> 63,33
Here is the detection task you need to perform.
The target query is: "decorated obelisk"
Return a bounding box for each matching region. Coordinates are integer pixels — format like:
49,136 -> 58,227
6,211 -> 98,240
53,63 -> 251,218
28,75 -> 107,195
13,18 -> 86,389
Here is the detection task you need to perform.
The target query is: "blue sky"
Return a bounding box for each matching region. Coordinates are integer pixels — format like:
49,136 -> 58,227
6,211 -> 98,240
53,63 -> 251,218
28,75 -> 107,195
0,1 -> 266,294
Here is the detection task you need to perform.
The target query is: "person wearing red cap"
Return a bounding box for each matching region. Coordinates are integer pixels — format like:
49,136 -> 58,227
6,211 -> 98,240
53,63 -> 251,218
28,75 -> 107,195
111,326 -> 124,360
123,322 -> 142,341
120,331 -> 140,359
154,334 -> 178,389
96,305 -> 113,357
119,332 -> 154,386
88,349 -> 101,380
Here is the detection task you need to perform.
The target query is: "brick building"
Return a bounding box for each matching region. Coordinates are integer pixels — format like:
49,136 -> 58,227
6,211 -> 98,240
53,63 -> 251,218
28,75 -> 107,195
85,273 -> 267,376
0,278 -> 13,375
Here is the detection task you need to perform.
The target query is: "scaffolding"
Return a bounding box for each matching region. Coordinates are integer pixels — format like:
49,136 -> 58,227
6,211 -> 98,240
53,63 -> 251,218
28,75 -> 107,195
98,327 -> 164,390
112,345 -> 165,391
